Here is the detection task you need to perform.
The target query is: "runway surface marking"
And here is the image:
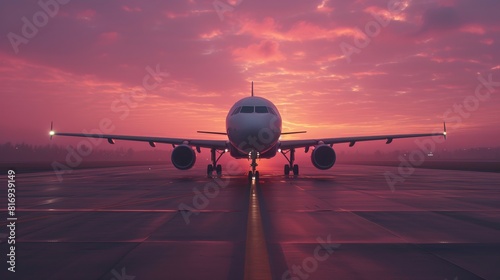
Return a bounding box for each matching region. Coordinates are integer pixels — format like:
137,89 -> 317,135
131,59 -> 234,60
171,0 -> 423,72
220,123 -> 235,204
2,164 -> 499,279
244,182 -> 272,280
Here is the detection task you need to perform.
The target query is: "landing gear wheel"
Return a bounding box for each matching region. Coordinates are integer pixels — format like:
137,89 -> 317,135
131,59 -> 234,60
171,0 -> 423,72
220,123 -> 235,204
284,164 -> 290,175
255,171 -> 260,183
216,164 -> 222,177
207,164 -> 213,177
281,148 -> 298,177
248,171 -> 253,183
209,148 -> 226,178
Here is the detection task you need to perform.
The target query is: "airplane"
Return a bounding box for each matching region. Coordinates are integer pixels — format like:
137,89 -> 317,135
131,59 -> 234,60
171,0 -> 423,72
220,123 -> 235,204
49,82 -> 447,182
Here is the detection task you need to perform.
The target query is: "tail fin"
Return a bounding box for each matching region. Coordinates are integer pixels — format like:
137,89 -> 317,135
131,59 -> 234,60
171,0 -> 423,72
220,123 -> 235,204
251,81 -> 254,96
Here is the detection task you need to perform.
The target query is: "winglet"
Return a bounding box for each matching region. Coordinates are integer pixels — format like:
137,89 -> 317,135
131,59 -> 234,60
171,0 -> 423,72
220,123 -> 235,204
49,121 -> 55,140
251,81 -> 254,97
443,121 -> 447,140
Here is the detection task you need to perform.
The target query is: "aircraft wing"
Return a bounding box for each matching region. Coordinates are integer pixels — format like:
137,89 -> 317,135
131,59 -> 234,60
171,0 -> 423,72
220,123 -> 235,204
280,123 -> 446,150
50,131 -> 228,150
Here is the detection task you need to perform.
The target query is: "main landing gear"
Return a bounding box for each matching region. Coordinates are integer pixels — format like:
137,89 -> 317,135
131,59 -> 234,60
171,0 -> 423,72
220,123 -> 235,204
281,148 -> 299,176
207,148 -> 225,177
247,150 -> 260,183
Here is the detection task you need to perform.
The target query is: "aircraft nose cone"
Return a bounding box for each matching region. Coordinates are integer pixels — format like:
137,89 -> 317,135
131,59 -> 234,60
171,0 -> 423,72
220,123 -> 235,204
229,118 -> 279,153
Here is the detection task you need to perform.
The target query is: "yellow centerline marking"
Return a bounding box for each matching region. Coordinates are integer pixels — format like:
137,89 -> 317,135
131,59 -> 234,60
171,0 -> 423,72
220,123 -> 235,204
244,182 -> 272,280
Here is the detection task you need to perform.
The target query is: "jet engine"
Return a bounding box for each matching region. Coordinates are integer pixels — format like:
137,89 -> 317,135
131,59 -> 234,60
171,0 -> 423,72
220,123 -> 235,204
311,144 -> 336,170
171,145 -> 196,170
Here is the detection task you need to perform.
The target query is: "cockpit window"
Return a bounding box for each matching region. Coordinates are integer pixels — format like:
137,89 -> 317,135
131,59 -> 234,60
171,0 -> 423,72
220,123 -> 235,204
233,106 -> 275,114
240,106 -> 254,113
255,106 -> 268,113
231,106 -> 241,115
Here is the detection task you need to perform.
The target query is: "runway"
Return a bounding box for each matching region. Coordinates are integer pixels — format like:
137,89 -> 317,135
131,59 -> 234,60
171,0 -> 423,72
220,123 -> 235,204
1,164 -> 499,280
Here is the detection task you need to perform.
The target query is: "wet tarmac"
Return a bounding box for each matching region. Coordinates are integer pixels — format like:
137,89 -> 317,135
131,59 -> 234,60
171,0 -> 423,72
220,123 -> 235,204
1,164 -> 499,280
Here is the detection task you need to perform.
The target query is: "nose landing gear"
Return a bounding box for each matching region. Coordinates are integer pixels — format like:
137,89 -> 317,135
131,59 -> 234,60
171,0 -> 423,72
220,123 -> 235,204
247,150 -> 260,183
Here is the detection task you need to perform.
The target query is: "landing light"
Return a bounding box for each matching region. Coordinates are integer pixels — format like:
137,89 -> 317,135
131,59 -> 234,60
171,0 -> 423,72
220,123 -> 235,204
224,148 -> 229,152
278,148 -> 281,153
49,131 -> 55,136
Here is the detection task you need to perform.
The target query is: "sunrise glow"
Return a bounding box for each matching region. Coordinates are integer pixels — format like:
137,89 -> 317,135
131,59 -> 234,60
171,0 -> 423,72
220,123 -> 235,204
1,0 -> 499,151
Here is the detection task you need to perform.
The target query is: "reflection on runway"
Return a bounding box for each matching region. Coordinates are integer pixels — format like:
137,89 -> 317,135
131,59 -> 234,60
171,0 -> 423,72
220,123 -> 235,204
244,182 -> 272,280
0,164 -> 499,279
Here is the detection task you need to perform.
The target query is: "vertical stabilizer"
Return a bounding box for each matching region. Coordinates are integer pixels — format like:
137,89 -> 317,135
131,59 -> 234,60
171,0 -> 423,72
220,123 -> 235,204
251,81 -> 254,96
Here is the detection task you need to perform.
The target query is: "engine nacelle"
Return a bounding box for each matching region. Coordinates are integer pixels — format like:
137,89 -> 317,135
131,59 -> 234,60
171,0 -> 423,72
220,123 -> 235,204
171,145 -> 196,170
311,144 -> 336,170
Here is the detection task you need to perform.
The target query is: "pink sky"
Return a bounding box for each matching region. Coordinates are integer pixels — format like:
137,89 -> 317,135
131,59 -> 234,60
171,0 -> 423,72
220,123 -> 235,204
1,0 -> 499,153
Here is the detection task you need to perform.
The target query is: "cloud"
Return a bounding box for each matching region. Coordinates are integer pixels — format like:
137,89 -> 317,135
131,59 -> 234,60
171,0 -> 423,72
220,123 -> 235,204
76,9 -> 97,21
121,5 -> 142,13
0,0 -> 499,149
459,24 -> 486,35
232,40 -> 285,64
236,17 -> 363,41
419,6 -> 461,33
98,32 -> 119,45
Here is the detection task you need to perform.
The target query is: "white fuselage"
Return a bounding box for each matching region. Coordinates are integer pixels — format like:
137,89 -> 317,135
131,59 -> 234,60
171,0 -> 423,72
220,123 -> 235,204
225,97 -> 282,157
